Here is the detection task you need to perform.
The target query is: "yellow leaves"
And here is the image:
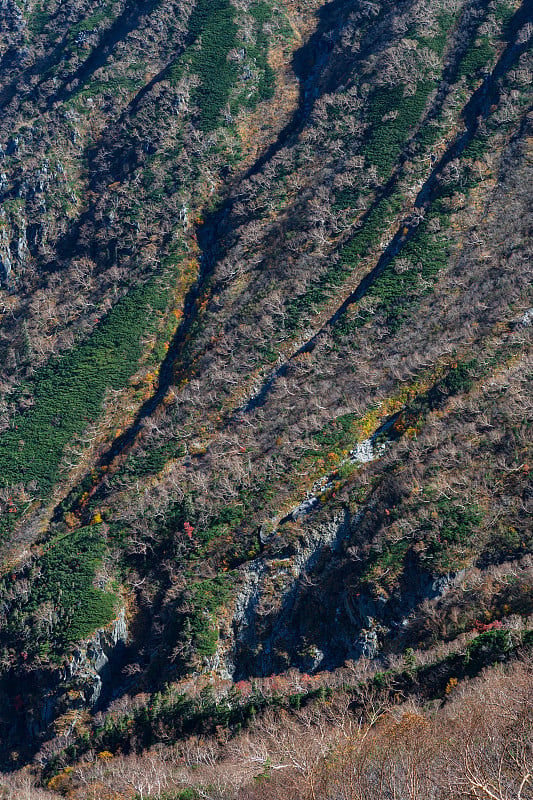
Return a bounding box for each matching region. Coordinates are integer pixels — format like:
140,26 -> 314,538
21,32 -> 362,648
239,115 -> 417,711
91,511 -> 104,525
293,349 -> 312,361
189,440 -> 208,455
98,750 -> 114,761
53,708 -> 88,737
445,676 -> 458,694
47,772 -> 69,792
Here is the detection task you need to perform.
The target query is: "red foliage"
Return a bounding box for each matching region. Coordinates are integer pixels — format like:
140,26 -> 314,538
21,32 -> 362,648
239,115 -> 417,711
473,619 -> 503,633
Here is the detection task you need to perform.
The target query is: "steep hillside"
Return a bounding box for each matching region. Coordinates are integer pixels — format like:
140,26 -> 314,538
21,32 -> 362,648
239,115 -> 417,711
0,0 -> 531,795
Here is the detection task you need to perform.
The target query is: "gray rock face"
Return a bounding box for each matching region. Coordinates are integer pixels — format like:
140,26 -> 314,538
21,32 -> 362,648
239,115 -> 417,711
17,610 -> 129,746
63,609 -> 128,707
300,644 -> 324,672
519,307 -> 533,326
291,494 -> 319,520
354,624 -> 380,659
0,213 -> 12,283
216,498 -> 469,681
431,569 -> 466,597
225,511 -> 353,678
350,438 -> 376,463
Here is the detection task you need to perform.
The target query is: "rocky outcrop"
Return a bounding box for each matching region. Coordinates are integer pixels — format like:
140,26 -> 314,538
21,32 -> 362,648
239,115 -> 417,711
62,608 -> 128,707
5,609 -> 130,757
220,505 -> 468,680
224,510 -> 353,678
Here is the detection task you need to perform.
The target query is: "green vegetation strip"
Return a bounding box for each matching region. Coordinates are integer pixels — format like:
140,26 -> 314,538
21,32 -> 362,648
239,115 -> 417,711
363,81 -> 436,177
169,0 -> 238,131
336,210 -> 450,337
285,192 -> 404,330
0,280 -> 168,496
283,4 -> 507,332
333,116 -> 501,342
170,0 -> 277,130
190,0 -> 238,131
241,1 -> 276,107
0,525 -> 117,656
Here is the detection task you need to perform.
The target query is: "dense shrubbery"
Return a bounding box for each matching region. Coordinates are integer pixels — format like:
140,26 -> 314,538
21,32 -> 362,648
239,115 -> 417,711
27,2 -> 49,34
0,525 -> 116,660
32,525 -> 117,646
457,35 -> 494,79
363,81 -> 435,177
0,280 -> 168,497
246,2 -> 277,105
341,192 -> 405,262
189,0 -> 238,130
185,574 -> 234,657
169,0 -> 275,130
423,497 -> 483,569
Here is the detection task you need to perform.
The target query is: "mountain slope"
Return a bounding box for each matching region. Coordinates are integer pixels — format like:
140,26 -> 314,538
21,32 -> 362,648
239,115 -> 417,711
0,0 -> 531,792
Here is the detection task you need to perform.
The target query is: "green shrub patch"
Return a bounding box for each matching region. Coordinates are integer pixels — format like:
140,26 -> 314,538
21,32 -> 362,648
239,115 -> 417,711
0,525 -> 117,660
0,280 -> 168,497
